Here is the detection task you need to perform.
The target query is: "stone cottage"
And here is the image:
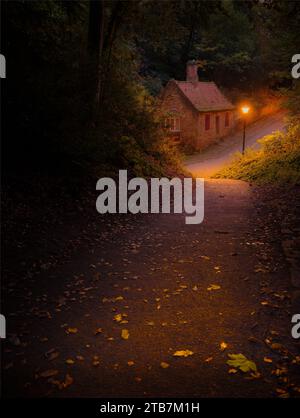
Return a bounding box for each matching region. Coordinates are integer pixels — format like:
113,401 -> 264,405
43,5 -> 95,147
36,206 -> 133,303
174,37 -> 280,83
160,60 -> 236,150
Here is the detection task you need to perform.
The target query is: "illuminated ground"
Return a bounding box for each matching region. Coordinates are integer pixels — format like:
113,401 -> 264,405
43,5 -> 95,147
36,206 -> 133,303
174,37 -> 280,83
2,179 -> 299,398
185,111 -> 286,177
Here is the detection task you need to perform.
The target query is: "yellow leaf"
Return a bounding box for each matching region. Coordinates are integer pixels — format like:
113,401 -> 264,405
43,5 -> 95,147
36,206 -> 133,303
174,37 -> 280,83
66,359 -> 75,365
173,349 -> 193,358
220,342 -> 228,351
207,284 -> 221,291
160,362 -> 170,369
227,353 -> 257,373
121,329 -> 129,340
114,314 -> 122,323
66,327 -> 78,334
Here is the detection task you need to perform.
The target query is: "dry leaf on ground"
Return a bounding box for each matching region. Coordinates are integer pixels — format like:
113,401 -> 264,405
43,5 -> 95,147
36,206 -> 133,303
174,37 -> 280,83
121,329 -> 129,340
173,350 -> 193,358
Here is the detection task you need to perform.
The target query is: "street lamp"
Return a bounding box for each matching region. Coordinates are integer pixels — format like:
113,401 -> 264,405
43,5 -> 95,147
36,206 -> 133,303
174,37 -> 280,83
241,106 -> 250,155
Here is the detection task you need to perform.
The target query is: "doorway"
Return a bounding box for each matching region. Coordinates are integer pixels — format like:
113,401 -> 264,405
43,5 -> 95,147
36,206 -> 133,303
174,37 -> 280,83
216,115 -> 220,134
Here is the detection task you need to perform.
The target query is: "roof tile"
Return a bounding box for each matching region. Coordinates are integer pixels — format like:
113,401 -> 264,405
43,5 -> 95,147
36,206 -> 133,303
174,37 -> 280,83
174,81 -> 234,112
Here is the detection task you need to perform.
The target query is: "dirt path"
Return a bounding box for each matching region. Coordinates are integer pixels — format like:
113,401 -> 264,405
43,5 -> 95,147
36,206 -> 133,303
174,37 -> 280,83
185,112 -> 286,177
3,179 -> 299,398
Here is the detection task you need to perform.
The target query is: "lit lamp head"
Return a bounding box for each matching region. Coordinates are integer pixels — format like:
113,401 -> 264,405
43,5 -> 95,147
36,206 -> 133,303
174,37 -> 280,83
241,105 -> 250,115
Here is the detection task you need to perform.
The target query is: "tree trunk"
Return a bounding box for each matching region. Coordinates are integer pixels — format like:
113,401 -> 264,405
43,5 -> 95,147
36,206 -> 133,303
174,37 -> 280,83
88,0 -> 105,122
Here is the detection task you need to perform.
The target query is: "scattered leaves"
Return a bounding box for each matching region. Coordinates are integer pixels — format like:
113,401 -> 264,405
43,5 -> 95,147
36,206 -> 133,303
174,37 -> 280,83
50,374 -> 73,390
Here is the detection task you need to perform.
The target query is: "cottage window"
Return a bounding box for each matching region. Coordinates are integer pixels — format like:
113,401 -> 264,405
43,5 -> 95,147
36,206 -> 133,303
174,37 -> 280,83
225,112 -> 230,127
205,114 -> 210,131
165,117 -> 180,132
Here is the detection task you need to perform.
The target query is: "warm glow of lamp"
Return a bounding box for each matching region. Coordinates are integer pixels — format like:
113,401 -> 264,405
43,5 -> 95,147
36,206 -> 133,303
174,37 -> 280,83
241,105 -> 250,114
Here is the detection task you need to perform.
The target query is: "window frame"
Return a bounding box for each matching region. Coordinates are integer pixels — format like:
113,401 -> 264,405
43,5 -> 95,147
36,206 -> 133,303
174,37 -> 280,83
165,116 -> 181,132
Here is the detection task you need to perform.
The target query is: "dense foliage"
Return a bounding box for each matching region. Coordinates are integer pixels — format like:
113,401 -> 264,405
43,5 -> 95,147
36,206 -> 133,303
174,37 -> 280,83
216,117 -> 300,184
2,0 -> 299,179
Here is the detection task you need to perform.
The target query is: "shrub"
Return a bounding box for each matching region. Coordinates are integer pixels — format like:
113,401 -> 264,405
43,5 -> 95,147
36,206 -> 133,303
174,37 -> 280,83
216,118 -> 300,184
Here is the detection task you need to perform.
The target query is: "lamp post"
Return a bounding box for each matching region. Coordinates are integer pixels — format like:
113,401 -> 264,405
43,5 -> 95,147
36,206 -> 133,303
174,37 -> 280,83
241,106 -> 250,155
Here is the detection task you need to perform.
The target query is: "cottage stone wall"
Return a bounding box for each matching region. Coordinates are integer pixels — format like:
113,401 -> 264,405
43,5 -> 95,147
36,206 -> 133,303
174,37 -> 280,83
196,110 -> 236,149
161,82 -> 199,148
161,81 -> 236,151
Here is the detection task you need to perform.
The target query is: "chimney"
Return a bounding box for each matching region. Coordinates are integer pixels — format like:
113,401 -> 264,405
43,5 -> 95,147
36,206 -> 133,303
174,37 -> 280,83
186,60 -> 199,83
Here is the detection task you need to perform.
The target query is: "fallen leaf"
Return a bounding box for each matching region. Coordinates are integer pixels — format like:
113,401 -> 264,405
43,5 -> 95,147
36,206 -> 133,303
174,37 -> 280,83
205,356 -> 213,363
228,368 -> 238,374
59,374 -> 74,389
114,314 -> 123,323
276,388 -> 290,398
66,359 -> 75,365
39,369 -> 59,378
263,357 -> 273,363
127,361 -> 134,366
220,342 -> 228,351
160,362 -> 170,369
121,329 -> 129,340
227,353 -> 257,373
207,284 -> 221,291
48,352 -> 59,361
66,327 -> 78,334
173,350 -> 193,358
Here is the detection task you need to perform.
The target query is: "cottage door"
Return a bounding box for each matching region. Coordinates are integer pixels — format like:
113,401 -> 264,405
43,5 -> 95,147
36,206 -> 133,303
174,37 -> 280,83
215,115 -> 220,134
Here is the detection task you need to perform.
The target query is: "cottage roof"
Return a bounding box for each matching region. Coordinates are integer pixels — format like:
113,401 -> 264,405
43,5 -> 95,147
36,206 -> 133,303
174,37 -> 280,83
172,80 -> 235,112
